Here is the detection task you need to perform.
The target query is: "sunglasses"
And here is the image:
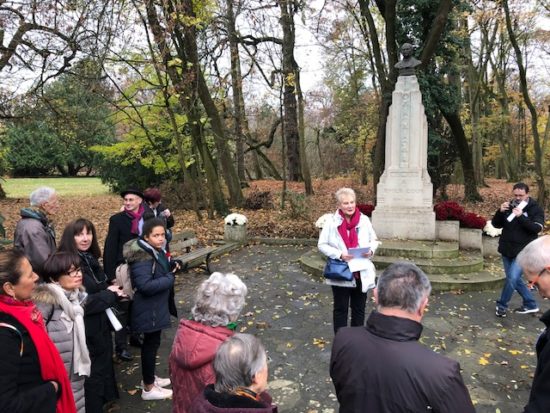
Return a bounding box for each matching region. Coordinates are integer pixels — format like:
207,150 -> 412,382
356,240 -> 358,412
527,268 -> 549,290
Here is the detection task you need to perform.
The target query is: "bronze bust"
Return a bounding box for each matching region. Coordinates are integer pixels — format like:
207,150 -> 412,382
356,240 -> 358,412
395,43 -> 421,76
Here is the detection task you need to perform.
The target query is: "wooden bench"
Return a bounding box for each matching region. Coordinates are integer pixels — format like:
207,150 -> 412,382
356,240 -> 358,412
171,230 -> 215,273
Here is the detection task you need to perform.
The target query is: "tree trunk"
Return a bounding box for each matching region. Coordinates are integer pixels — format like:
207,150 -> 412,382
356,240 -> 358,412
180,2 -> 243,207
144,0 -> 228,215
502,0 -> 546,207
225,0 -> 246,185
279,0 -> 301,181
462,17 -> 486,186
439,107 -> 482,201
295,68 -> 313,194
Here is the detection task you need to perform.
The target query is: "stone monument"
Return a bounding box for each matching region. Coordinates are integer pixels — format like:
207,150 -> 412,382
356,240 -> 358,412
371,43 -> 436,240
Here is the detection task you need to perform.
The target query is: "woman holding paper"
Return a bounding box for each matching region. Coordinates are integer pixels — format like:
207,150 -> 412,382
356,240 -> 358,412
318,187 -> 378,333
58,219 -> 123,412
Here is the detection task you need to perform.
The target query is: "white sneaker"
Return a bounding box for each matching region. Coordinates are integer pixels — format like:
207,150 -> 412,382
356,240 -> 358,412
141,384 -> 173,400
140,376 -> 171,389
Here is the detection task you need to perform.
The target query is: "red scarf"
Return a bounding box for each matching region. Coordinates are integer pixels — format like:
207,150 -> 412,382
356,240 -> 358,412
0,295 -> 76,413
338,208 -> 360,249
125,204 -> 145,235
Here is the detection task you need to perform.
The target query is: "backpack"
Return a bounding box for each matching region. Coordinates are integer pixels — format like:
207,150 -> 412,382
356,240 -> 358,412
115,260 -> 156,300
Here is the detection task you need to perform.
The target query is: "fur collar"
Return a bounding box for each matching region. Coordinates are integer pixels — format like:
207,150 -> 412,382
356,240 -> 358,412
122,238 -> 156,263
32,284 -> 86,306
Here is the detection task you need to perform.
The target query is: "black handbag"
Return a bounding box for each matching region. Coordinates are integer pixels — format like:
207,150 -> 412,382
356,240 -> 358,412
323,257 -> 353,281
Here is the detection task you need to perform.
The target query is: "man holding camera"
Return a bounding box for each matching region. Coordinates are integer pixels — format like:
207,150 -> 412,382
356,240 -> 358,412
493,182 -> 545,317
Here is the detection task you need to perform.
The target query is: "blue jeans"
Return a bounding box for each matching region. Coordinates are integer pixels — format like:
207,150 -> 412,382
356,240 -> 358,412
496,256 -> 537,311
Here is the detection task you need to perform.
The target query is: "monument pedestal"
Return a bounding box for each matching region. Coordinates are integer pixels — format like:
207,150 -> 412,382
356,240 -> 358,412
372,75 -> 436,240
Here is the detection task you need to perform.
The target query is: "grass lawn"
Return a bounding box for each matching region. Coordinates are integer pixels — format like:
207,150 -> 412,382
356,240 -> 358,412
2,177 -> 111,198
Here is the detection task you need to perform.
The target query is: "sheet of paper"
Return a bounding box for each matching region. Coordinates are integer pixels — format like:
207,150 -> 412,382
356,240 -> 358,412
348,247 -> 371,258
348,258 -> 371,272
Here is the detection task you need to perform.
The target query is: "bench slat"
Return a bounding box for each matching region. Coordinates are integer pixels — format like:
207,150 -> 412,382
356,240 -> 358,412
177,247 -> 216,263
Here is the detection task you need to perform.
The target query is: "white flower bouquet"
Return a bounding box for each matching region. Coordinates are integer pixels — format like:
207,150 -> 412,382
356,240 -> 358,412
483,220 -> 502,237
224,213 -> 248,226
315,213 -> 333,229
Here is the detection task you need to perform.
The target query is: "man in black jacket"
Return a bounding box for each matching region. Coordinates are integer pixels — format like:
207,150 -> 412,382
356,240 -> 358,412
104,188 -> 145,361
493,183 -> 544,317
330,262 -> 475,413
517,235 -> 550,413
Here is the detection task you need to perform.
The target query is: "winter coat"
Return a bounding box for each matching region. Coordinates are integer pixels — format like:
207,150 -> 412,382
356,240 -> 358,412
33,285 -> 87,413
14,208 -> 56,277
524,308 -> 550,412
330,312 -> 475,413
143,203 -> 175,229
492,197 -> 544,258
0,312 -> 58,413
170,319 -> 234,413
103,211 -> 139,280
79,252 -> 119,411
318,210 -> 379,291
123,238 -> 174,333
189,385 -> 277,413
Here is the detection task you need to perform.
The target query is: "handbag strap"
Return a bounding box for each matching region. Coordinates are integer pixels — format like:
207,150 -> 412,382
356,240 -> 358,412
0,322 -> 24,356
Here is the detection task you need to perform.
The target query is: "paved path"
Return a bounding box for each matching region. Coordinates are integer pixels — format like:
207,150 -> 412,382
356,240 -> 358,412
114,244 -> 549,413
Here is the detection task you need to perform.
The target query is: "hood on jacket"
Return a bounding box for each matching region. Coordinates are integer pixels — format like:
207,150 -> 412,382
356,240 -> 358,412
172,319 -> 233,370
122,238 -> 156,263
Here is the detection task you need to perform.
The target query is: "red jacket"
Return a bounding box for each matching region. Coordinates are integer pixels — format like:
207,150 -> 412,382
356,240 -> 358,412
169,319 -> 234,413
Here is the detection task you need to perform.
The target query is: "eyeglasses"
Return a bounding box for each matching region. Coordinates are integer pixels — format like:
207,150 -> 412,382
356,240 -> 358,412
66,268 -> 82,278
527,268 -> 549,290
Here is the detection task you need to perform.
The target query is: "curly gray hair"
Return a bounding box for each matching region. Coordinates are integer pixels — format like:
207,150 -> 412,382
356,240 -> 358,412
29,186 -> 56,207
192,272 -> 247,327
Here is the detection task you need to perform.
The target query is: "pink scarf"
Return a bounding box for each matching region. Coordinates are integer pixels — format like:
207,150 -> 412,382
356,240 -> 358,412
125,204 -> 145,235
338,208 -> 360,249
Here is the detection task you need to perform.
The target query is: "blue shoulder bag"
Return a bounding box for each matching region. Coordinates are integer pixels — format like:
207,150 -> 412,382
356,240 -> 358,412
323,258 -> 353,281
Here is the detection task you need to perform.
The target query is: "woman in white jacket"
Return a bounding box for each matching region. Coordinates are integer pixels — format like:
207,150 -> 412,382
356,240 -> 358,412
318,188 -> 378,333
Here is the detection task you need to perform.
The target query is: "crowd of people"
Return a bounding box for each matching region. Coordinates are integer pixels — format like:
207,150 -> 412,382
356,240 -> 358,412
0,183 -> 549,412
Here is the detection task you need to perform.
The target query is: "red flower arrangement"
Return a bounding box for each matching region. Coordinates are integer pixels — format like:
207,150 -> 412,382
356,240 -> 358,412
434,201 -> 464,221
433,201 -> 486,229
459,212 -> 486,230
357,204 -> 375,217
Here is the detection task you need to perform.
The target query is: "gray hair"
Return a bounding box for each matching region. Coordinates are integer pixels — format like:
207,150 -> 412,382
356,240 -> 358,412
213,333 -> 267,393
335,187 -> 356,204
192,272 -> 247,327
517,236 -> 550,274
29,187 -> 56,207
376,262 -> 431,313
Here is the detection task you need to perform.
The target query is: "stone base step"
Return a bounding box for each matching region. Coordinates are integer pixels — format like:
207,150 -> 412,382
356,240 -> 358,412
372,251 -> 484,274
377,239 -> 459,259
299,250 -> 504,292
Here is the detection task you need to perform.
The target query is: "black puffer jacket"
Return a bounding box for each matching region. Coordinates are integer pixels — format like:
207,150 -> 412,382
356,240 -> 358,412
0,312 -> 57,413
492,197 -> 545,258
123,239 -> 175,333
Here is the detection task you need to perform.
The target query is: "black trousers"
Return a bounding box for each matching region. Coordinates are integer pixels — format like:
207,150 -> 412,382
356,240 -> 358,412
141,330 -> 162,385
332,278 -> 368,334
114,300 -> 130,353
